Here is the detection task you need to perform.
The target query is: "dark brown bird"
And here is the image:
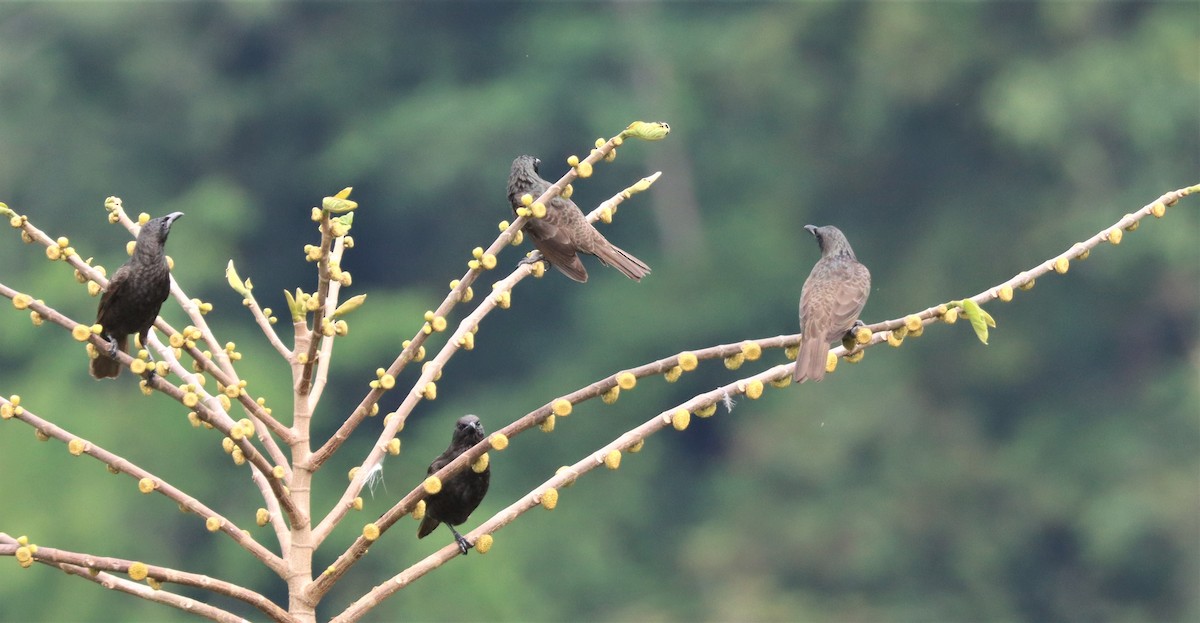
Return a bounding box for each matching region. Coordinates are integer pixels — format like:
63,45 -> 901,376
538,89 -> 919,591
418,414 -> 491,555
90,212 -> 183,379
795,224 -> 871,383
507,155 -> 650,282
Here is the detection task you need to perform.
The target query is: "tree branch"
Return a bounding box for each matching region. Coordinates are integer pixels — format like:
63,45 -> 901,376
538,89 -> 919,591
0,533 -> 289,622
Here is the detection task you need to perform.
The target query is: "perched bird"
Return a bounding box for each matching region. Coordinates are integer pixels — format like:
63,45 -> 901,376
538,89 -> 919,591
418,414 -> 491,555
507,154 -> 650,282
795,224 -> 871,383
90,212 -> 183,379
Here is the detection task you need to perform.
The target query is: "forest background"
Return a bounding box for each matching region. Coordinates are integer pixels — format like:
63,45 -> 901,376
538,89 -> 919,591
0,2 -> 1196,621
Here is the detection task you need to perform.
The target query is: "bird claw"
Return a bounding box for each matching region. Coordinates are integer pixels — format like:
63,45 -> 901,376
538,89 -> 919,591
106,337 -> 119,358
454,534 -> 472,556
516,253 -> 544,268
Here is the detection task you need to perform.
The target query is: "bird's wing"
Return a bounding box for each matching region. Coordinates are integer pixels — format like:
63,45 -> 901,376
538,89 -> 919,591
96,263 -> 132,327
826,263 -> 871,336
528,202 -> 589,282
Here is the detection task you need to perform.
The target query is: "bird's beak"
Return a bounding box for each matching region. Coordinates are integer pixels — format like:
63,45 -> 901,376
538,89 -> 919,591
165,212 -> 184,225
804,224 -> 818,237
471,420 -> 484,436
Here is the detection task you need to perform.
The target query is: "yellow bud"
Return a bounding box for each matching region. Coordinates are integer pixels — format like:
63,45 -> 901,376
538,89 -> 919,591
598,206 -> 613,224
541,488 -> 559,510
379,374 -> 395,390
604,449 -> 622,470
130,358 -> 147,375
182,392 -> 199,408
0,404 -> 12,420
423,476 -> 442,494
231,447 -> 245,465
770,376 -> 792,388
745,379 -> 764,399
529,259 -> 544,277
845,350 -> 865,364
887,331 -> 905,347
520,193 -> 533,206
596,138 -> 606,148
353,497 -> 363,511
785,344 -> 799,360
494,290 -> 511,309
855,326 -> 872,344
671,409 -> 690,431
678,352 -> 698,371
664,366 -> 682,383
45,245 -> 61,261
363,523 -> 380,541
741,341 -> 762,361
998,285 -> 1014,302
35,429 -> 49,441
138,478 -> 157,494
626,439 -> 645,453
489,432 -> 509,450
540,414 -> 556,432
206,516 -> 223,532
562,183 -> 573,199
1019,277 -> 1036,291
575,160 -> 593,178
1107,228 -> 1123,245
601,386 -> 620,404
413,499 -> 426,520
1150,201 -> 1166,218
71,324 -> 91,342
943,308 -> 959,324
68,438 -> 87,456
431,315 -> 448,332
904,315 -> 923,332
471,247 -> 483,260
256,508 -> 270,526
515,207 -> 530,218
387,438 -> 401,455
825,351 -> 838,374
512,230 -> 524,246
530,201 -> 547,219
474,534 -> 493,554
556,465 -> 579,486
552,399 -> 572,416
724,353 -> 745,370
273,465 -> 286,479
1054,257 -> 1070,274
1123,217 -> 1140,232
616,372 -> 637,390
463,286 -> 474,303
128,562 -> 149,581
567,155 -> 580,167
472,452 -> 490,473
422,382 -> 437,400
459,331 -> 476,350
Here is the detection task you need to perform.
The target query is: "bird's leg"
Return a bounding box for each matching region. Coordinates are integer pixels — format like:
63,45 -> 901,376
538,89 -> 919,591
105,333 -> 120,358
138,330 -> 158,379
517,252 -> 544,268
447,525 -> 472,555
841,320 -> 867,351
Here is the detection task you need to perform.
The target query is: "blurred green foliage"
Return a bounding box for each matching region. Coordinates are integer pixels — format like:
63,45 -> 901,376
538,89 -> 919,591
1,2 -> 1197,621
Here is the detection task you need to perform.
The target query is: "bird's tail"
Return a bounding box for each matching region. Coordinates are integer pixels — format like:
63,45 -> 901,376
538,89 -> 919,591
794,334 -> 827,383
594,242 -> 651,282
417,515 -> 439,540
89,335 -> 126,379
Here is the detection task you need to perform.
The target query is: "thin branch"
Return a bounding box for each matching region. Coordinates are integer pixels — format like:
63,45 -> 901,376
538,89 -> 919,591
0,534 -> 285,623
297,211 -> 336,395
0,397 -> 286,575
310,237 -> 347,406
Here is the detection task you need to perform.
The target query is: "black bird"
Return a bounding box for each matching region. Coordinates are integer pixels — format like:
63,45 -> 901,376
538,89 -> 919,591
90,212 -> 183,379
795,225 -> 871,383
418,414 -> 491,555
507,155 -> 650,282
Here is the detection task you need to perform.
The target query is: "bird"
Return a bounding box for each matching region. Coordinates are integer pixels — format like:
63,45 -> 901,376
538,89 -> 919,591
418,414 -> 491,555
507,154 -> 650,283
795,224 -> 871,383
90,212 -> 183,379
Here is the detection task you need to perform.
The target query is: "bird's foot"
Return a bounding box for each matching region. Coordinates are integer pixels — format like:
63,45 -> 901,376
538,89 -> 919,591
105,337 -> 119,358
517,252 -> 544,268
454,533 -> 472,556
